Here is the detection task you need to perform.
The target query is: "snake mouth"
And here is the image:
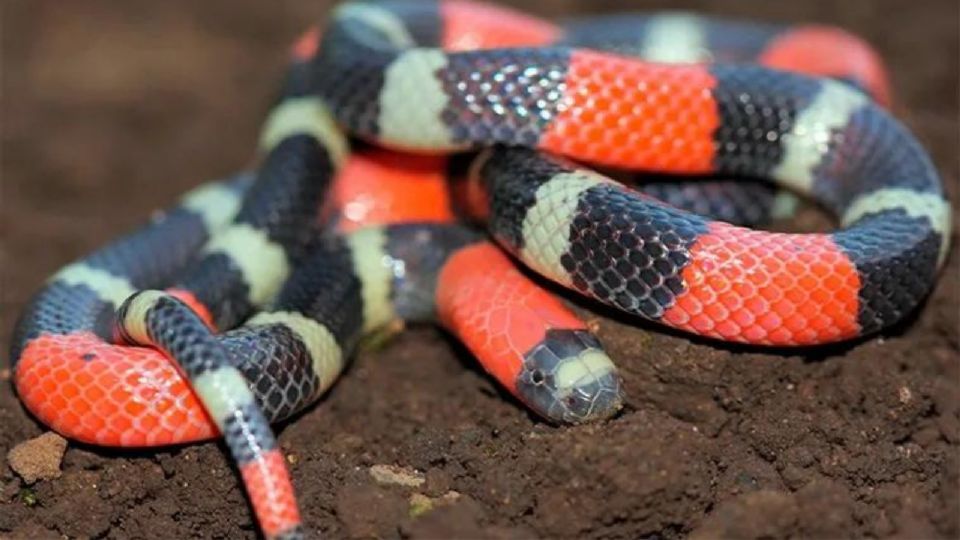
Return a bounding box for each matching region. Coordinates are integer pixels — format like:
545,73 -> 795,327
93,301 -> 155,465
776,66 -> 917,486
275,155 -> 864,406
515,329 -> 624,424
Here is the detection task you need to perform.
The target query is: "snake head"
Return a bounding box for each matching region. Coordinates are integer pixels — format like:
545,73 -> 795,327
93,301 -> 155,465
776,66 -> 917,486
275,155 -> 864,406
515,329 -> 624,424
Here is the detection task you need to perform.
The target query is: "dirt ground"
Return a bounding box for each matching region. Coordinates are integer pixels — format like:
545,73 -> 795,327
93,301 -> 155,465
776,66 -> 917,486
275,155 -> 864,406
1,0 -> 957,538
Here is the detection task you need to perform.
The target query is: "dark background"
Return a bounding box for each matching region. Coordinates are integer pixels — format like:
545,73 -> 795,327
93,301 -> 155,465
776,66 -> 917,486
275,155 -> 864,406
2,0 -> 957,537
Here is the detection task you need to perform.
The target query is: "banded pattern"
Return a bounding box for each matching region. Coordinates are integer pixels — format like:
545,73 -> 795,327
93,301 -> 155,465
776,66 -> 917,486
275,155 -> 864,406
560,11 -> 888,104
12,174 -> 250,446
475,145 -> 948,345
12,173 -> 626,539
112,73 -> 348,538
437,241 -> 622,422
313,0 -> 950,346
10,2 -> 951,540
17,46 -> 349,536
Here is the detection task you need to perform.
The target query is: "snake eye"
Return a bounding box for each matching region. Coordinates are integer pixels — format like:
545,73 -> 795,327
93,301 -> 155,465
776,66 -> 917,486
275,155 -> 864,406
530,369 -> 545,384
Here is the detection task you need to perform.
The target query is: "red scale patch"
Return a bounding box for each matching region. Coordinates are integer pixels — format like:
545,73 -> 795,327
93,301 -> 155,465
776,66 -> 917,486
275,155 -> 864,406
760,25 -> 891,107
331,149 -> 454,232
16,332 -> 217,446
239,449 -> 302,539
539,50 -> 720,171
436,242 -> 586,394
662,223 -> 861,345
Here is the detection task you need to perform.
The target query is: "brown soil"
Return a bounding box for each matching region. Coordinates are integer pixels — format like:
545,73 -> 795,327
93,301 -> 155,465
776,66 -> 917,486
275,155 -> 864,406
1,0 -> 957,538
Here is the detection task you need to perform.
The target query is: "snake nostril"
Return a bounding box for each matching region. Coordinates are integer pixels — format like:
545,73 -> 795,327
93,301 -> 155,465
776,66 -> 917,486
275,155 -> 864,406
531,369 -> 545,384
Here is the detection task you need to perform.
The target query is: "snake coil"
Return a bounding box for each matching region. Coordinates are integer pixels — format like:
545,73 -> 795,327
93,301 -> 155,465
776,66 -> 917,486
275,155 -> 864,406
10,2 -> 950,538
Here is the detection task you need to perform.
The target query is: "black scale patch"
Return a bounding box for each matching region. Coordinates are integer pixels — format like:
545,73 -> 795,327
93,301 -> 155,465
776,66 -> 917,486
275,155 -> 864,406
310,15 -> 397,138
558,15 -> 655,56
384,223 -> 481,322
138,296 -> 293,462
379,0 -> 443,46
637,177 -> 777,227
280,60 -> 317,100
480,147 -> 576,251
140,294 -> 225,379
9,283 -> 115,365
561,184 -> 710,320
220,401 -> 279,465
84,208 -> 208,290
11,174 -> 253,366
709,64 -> 821,178
561,14 -> 780,62
832,209 -> 942,334
224,325 -> 321,423
439,48 -> 572,147
809,105 -> 943,214
84,173 -> 253,290
704,18 -> 782,61
828,76 -> 872,100
178,135 -> 335,329
234,134 -> 335,262
177,252 -> 254,331
273,237 -> 365,349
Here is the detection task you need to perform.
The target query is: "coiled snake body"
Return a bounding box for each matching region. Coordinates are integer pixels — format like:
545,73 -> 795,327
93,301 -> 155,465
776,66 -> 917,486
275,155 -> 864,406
10,2 -> 950,538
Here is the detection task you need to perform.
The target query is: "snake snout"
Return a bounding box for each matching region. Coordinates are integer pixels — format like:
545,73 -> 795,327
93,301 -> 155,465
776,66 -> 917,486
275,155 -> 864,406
553,363 -> 624,424
516,329 -> 624,424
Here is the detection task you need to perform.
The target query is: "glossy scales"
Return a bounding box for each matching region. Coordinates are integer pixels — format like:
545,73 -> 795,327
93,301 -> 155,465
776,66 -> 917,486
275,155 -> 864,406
436,242 -> 623,422
10,4 -> 953,540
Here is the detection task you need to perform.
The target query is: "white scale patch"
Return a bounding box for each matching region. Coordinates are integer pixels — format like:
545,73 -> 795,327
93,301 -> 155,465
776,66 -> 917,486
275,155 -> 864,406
553,349 -> 617,391
772,80 -> 869,194
333,2 -> 415,48
770,190 -> 801,220
191,367 -> 255,427
842,188 -> 953,266
181,181 -> 243,231
379,49 -> 465,151
119,289 -> 168,345
53,262 -> 136,306
520,171 -> 613,287
246,311 -> 345,393
641,13 -> 710,63
346,227 -> 398,332
336,4 -> 465,151
259,97 -> 348,167
203,224 -> 290,308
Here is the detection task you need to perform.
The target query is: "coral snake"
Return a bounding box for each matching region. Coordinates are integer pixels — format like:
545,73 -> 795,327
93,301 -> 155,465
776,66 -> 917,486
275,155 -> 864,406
9,1 -> 951,538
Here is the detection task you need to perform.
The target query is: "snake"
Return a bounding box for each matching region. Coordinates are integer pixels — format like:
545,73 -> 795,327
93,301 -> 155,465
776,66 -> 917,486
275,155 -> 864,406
9,1 -> 951,538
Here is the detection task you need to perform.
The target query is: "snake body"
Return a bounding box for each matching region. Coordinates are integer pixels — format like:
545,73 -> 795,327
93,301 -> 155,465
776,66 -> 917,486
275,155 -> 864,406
10,2 -> 950,538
